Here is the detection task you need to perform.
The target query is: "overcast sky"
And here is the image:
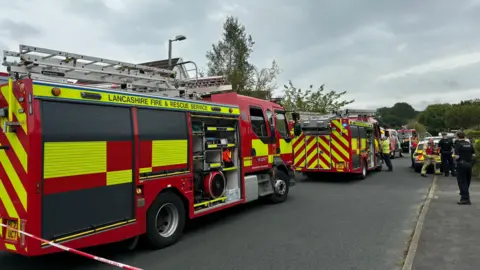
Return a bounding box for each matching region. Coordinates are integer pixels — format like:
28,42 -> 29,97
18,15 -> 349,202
1,0 -> 479,110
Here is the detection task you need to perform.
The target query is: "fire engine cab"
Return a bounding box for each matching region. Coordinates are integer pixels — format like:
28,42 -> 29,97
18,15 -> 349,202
292,109 -> 383,179
0,44 -> 295,256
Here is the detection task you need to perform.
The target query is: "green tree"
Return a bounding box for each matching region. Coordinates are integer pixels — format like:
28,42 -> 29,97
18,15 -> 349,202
417,103 -> 452,134
389,102 -> 418,120
206,16 -> 254,92
205,16 -> 280,99
281,80 -> 354,113
246,60 -> 281,99
445,104 -> 480,129
406,120 -> 427,134
379,114 -> 403,129
376,102 -> 418,128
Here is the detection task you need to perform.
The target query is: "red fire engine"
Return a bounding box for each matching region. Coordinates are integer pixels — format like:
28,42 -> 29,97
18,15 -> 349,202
0,45 -> 295,256
292,109 -> 383,179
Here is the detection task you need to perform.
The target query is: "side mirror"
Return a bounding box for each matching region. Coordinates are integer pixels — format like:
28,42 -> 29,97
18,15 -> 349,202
291,112 -> 300,121
294,123 -> 302,137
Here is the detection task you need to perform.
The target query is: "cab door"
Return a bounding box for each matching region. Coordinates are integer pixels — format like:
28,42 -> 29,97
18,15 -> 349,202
273,110 -> 293,166
248,106 -> 274,169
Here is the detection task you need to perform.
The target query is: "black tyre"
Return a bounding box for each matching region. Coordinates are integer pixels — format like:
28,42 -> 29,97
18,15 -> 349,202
268,169 -> 290,204
145,191 -> 186,249
359,159 -> 368,180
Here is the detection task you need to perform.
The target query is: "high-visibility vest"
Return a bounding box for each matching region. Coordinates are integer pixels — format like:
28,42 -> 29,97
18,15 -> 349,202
381,140 -> 390,154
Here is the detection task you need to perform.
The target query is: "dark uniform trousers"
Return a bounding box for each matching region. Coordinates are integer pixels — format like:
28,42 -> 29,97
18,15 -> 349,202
441,152 -> 455,175
457,161 -> 472,200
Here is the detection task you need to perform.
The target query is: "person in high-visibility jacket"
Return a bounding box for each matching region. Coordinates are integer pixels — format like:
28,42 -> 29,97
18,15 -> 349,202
421,138 -> 441,177
381,135 -> 393,171
223,148 -> 234,167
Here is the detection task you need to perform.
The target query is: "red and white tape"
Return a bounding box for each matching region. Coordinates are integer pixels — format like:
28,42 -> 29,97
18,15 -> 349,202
0,223 -> 143,270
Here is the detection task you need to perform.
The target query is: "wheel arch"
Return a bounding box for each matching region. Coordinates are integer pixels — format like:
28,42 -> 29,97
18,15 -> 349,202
158,187 -> 190,219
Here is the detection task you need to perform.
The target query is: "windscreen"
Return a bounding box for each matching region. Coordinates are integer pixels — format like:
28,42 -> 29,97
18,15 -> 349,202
398,131 -> 412,139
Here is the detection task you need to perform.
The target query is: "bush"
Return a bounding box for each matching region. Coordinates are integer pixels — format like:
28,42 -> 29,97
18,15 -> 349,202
474,140 -> 480,178
465,129 -> 480,138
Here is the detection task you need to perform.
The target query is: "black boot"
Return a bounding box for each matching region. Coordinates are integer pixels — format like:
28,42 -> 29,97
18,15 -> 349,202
457,199 -> 471,205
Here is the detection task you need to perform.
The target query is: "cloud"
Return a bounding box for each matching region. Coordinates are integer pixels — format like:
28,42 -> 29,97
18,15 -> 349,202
0,0 -> 479,110
375,52 -> 480,82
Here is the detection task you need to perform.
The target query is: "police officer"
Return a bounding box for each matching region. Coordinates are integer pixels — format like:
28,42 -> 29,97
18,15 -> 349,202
438,132 -> 455,176
454,131 -> 476,205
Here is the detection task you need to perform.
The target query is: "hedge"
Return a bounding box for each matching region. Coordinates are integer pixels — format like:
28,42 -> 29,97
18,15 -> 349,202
474,140 -> 480,178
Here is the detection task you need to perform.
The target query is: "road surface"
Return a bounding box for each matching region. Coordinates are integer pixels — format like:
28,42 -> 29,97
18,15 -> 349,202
0,158 -> 431,270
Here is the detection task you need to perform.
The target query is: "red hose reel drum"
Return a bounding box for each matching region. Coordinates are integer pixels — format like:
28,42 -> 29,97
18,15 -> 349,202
203,171 -> 226,199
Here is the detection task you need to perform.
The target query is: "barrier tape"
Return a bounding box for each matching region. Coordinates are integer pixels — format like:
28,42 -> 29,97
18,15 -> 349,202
0,223 -> 143,270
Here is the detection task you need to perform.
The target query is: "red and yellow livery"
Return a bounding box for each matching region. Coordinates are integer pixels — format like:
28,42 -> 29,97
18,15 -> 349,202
0,45 -> 295,257
292,110 -> 383,178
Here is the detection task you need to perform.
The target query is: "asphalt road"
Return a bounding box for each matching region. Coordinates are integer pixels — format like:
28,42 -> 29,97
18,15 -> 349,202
1,158 -> 432,270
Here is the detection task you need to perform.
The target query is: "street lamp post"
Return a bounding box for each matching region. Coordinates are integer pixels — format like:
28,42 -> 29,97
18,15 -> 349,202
168,35 -> 187,69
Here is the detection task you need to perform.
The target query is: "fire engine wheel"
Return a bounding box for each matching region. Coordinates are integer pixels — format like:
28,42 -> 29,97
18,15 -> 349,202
359,160 -> 367,180
145,192 -> 186,250
268,170 -> 290,204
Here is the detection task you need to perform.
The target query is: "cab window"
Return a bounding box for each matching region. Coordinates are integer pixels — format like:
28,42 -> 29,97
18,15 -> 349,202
266,109 -> 274,133
249,107 -> 268,137
274,110 -> 288,137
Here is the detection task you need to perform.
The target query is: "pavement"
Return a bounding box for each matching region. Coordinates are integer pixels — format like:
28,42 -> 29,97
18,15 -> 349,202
0,158 -> 431,270
412,174 -> 480,270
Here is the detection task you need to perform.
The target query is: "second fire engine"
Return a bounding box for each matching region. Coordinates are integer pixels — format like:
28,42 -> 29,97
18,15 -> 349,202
291,109 -> 383,179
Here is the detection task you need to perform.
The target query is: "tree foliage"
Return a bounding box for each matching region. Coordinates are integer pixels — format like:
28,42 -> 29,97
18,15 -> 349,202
281,80 -> 354,113
414,99 -> 480,134
205,16 -> 280,99
376,102 -> 418,129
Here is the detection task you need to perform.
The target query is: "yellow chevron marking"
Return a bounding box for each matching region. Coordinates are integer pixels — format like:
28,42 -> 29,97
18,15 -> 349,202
294,140 -> 305,154
331,139 -> 349,159
0,178 -> 19,218
305,137 -> 316,152
329,145 -> 344,162
293,136 -> 306,168
0,86 -> 27,134
4,132 -> 27,172
331,120 -> 343,131
318,136 -> 333,164
294,155 -> 305,167
0,145 -> 27,211
332,130 -> 349,147
0,86 -> 28,173
306,149 -> 317,168
320,144 -> 332,169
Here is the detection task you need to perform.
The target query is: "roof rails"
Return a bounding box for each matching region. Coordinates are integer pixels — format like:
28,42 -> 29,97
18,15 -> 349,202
339,108 -> 377,117
2,44 -> 233,98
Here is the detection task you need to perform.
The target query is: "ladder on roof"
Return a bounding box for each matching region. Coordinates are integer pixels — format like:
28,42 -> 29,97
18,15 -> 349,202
2,44 -> 232,98
295,111 -> 337,129
340,108 -> 377,117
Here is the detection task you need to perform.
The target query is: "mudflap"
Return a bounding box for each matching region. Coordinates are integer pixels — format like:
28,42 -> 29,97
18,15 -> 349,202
288,168 -> 296,187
